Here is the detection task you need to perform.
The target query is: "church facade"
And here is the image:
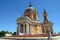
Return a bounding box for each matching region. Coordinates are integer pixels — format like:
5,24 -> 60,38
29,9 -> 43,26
16,3 -> 53,35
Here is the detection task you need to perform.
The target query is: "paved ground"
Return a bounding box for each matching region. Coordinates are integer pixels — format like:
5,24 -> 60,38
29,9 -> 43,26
0,38 -> 58,40
0,36 -> 60,40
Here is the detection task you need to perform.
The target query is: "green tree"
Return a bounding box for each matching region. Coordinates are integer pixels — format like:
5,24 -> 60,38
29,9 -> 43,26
13,32 -> 16,35
0,31 -> 6,37
0,31 -> 13,37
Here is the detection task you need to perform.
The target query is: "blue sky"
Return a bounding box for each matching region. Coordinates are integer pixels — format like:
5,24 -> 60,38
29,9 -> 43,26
0,0 -> 60,34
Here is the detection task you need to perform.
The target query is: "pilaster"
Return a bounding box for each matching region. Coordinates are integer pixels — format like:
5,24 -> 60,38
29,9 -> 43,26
44,25 -> 46,34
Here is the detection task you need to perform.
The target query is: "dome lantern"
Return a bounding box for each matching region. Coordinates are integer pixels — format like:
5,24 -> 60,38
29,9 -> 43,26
29,2 -> 32,7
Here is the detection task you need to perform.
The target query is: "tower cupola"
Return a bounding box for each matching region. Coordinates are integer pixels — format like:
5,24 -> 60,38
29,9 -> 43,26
43,8 -> 49,23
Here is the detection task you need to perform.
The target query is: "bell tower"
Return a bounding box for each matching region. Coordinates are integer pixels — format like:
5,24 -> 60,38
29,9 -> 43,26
43,8 -> 53,34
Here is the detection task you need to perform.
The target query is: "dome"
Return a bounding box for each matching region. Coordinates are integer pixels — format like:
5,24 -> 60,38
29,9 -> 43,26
24,7 -> 37,16
24,3 -> 39,20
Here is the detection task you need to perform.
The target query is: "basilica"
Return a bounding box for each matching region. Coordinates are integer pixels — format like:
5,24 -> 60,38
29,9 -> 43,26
16,3 -> 53,35
2,3 -> 59,40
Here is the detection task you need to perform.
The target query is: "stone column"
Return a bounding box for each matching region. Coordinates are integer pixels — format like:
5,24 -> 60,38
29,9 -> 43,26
16,24 -> 19,35
18,24 -> 20,35
30,24 -> 32,34
23,24 -> 25,34
26,23 -> 29,34
16,23 -> 21,35
29,24 -> 30,34
19,24 -> 21,35
30,24 -> 33,34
